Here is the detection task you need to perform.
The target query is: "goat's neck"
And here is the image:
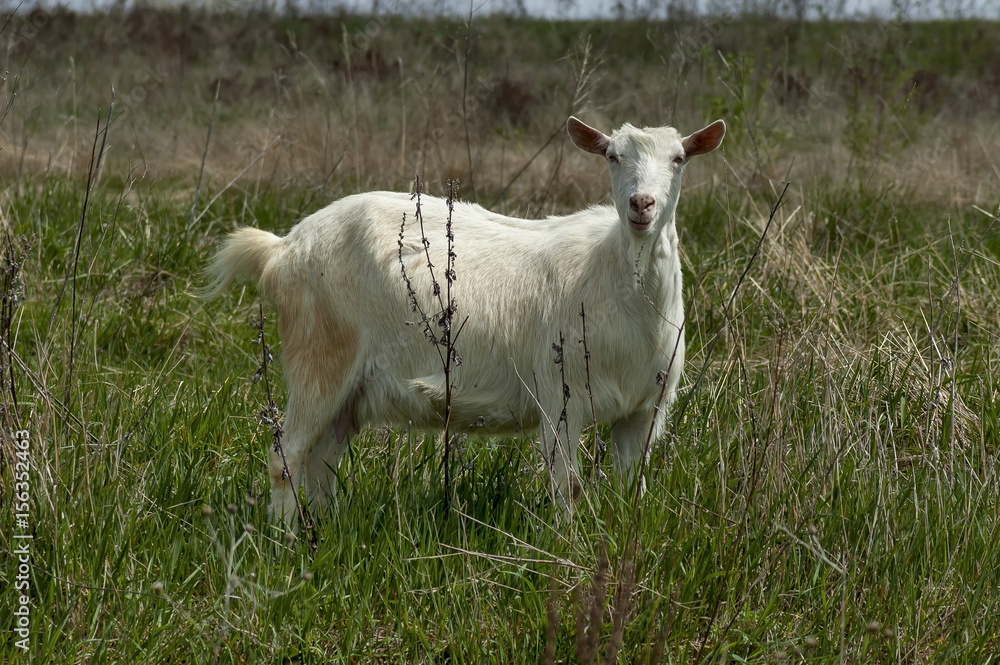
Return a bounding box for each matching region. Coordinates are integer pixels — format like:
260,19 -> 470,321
622,209 -> 680,304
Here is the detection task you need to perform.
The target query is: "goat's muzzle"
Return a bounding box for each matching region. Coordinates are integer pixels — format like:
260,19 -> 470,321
628,193 -> 655,230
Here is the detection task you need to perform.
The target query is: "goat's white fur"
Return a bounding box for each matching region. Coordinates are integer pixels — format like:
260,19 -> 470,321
207,116 -> 725,523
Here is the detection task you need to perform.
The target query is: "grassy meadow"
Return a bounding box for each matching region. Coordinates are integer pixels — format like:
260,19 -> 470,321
1,5 -> 999,663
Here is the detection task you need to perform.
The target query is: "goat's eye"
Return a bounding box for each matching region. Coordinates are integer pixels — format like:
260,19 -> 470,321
607,153 -> 619,164
673,155 -> 685,165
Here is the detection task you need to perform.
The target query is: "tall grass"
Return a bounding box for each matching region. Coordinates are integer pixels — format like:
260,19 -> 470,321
1,6 -> 998,664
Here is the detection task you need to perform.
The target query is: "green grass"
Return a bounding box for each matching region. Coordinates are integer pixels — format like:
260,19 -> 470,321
2,169 -> 996,664
1,7 -> 999,665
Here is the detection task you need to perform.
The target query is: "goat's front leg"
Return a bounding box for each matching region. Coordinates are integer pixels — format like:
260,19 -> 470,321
610,407 -> 663,494
538,398 -> 584,510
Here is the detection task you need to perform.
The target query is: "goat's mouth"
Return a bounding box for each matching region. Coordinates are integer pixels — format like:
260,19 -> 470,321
628,216 -> 653,232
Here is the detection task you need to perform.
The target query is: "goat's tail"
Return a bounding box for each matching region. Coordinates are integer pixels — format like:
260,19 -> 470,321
202,227 -> 282,299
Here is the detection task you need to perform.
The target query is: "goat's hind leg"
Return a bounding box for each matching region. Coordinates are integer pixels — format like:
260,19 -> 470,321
272,298 -> 361,525
268,390 -> 330,526
303,398 -> 356,519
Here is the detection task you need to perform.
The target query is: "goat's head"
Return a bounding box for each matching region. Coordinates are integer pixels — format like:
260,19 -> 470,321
567,117 -> 726,235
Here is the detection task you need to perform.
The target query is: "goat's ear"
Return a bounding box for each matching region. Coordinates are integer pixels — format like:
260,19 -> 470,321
682,119 -> 726,158
567,116 -> 610,156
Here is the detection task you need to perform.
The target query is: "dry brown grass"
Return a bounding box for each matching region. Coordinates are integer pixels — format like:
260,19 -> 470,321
2,7 -> 998,216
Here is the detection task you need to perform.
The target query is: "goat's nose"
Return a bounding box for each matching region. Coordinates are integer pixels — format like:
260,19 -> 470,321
629,194 -> 655,214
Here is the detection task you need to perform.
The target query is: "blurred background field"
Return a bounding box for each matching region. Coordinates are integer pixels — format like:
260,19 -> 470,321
0,3 -> 998,663
3,4 -> 1000,203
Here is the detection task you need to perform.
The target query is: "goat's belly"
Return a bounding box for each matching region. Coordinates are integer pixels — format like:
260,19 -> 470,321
447,398 -> 540,434
354,368 -> 537,434
359,397 -> 538,435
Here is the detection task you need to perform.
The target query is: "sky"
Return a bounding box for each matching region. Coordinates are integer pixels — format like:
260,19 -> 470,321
343,0 -> 1000,19
6,0 -> 1000,19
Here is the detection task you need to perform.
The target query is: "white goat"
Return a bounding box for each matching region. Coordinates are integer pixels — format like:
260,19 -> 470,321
207,116 -> 725,523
